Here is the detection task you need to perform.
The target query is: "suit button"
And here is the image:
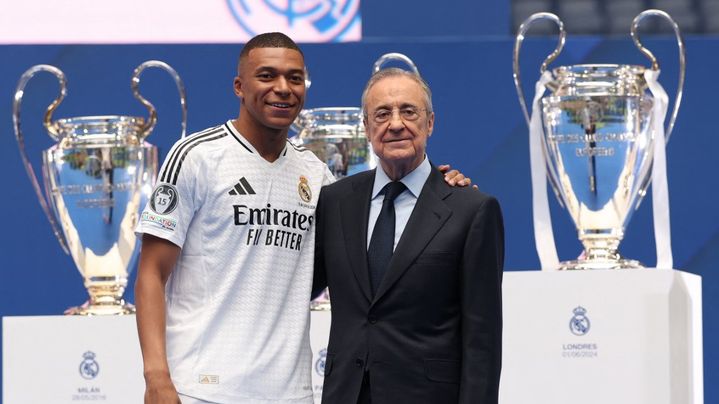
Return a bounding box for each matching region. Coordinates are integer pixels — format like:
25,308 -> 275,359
355,358 -> 364,368
368,315 -> 378,324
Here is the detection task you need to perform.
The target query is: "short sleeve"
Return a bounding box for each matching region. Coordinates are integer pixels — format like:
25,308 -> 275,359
322,164 -> 336,186
135,140 -> 201,248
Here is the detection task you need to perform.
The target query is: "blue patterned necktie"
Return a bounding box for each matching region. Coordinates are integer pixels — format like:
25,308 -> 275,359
367,181 -> 407,296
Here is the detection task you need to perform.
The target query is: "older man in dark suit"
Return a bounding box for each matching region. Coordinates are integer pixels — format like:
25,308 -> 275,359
313,67 -> 504,404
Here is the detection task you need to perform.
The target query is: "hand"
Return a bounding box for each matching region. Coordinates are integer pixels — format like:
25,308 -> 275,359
144,371 -> 181,404
438,164 -> 478,189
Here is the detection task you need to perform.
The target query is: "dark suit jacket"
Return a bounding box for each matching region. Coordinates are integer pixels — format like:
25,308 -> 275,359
313,165 -> 504,404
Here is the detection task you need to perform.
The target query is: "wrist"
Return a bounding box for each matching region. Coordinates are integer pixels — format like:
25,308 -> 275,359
143,368 -> 171,384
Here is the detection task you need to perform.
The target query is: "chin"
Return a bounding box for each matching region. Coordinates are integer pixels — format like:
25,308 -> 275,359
265,117 -> 296,129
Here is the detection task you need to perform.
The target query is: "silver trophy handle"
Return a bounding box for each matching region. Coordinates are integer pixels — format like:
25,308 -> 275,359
372,53 -> 420,75
12,64 -> 70,254
305,67 -> 312,90
631,9 -> 685,142
131,60 -> 188,139
513,12 -> 566,126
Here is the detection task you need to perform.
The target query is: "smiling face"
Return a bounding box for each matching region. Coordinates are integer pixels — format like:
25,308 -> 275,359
364,75 -> 434,178
234,47 -> 306,134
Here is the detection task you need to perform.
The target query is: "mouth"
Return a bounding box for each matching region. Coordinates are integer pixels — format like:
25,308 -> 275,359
267,102 -> 294,109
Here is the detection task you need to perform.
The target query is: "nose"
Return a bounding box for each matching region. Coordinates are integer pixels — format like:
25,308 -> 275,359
274,77 -> 290,96
388,110 -> 405,132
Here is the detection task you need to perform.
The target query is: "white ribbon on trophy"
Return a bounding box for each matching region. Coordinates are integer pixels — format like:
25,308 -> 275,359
529,71 -> 560,270
645,69 -> 673,269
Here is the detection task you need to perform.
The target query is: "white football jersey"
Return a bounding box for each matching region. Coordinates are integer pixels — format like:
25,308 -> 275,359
136,121 -> 334,404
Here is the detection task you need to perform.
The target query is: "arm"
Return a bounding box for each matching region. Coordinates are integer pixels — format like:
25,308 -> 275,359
311,189 -> 328,299
135,234 -> 182,404
459,197 -> 504,404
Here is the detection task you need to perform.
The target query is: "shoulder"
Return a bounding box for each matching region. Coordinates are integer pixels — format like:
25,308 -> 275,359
322,169 -> 373,195
159,124 -> 231,184
168,124 -> 231,158
447,187 -> 502,222
423,167 -> 500,211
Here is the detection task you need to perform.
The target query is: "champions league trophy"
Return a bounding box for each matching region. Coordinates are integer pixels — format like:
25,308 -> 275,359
513,10 -> 685,270
292,53 -> 420,309
13,61 -> 187,314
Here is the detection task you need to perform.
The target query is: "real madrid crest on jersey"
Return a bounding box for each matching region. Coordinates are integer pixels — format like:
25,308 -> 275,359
150,184 -> 179,214
569,306 -> 591,336
298,175 -> 312,203
79,351 -> 100,380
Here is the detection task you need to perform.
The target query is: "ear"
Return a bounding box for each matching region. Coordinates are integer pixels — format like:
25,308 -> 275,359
233,76 -> 243,99
363,117 -> 370,140
427,111 -> 435,137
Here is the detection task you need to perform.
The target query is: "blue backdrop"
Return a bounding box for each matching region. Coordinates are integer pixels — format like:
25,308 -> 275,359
0,2 -> 716,402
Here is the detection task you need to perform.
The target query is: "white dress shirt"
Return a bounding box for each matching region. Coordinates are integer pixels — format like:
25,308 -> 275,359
367,157 -> 432,250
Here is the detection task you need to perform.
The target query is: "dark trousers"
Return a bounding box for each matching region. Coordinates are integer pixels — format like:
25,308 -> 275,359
357,371 -> 371,404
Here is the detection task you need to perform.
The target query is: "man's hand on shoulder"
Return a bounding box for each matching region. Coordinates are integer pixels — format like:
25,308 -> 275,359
438,164 -> 479,189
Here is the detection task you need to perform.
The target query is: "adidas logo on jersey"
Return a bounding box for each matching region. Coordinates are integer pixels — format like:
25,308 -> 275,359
199,374 -> 219,384
228,177 -> 256,196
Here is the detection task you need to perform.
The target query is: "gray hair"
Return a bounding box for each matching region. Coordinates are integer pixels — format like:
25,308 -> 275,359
361,68 -> 433,117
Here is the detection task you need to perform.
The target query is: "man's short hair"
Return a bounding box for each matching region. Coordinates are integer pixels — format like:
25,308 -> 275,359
361,68 -> 433,117
238,32 -> 303,71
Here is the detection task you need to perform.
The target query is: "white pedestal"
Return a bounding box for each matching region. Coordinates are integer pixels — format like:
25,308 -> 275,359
3,315 -> 144,404
499,269 -> 703,404
3,270 -> 702,404
2,313 -> 334,403
310,310 -> 331,402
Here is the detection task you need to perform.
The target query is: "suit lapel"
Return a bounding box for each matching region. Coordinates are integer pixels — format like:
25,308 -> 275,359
340,171 -> 375,303
372,168 -> 452,304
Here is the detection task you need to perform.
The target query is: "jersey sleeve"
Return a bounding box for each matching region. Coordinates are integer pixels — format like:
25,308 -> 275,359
135,139 -> 202,248
322,164 -> 336,186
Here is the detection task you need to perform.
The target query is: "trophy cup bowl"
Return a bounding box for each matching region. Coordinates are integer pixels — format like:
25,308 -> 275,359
291,107 -> 373,178
514,10 -> 685,270
13,61 -> 187,314
542,64 -> 655,269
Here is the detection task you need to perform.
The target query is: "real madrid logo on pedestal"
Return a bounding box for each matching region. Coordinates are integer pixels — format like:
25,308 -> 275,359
569,306 -> 591,336
79,351 -> 100,380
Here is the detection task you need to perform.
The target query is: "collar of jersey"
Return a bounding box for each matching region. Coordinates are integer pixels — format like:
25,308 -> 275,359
224,120 -> 289,159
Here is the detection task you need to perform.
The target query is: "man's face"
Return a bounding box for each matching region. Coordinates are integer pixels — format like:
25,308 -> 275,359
234,47 -> 306,131
364,75 -> 434,170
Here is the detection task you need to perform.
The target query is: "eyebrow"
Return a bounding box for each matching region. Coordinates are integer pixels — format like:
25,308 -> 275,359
254,66 -> 305,75
373,102 -> 420,111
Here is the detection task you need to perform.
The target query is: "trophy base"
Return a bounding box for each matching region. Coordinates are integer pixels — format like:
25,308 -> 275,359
310,300 -> 331,311
558,258 -> 644,271
64,300 -> 136,316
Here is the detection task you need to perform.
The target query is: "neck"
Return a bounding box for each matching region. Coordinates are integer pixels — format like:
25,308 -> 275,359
233,113 -> 287,162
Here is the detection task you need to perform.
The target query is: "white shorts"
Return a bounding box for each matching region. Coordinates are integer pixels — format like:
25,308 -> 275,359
178,393 -> 217,404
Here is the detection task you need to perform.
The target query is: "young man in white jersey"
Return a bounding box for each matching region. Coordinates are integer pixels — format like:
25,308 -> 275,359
135,33 -> 471,404
135,32 -> 328,404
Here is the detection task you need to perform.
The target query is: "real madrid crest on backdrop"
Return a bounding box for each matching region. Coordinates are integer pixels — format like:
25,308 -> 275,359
513,10 -> 685,271
13,61 -> 187,315
226,0 -> 361,42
